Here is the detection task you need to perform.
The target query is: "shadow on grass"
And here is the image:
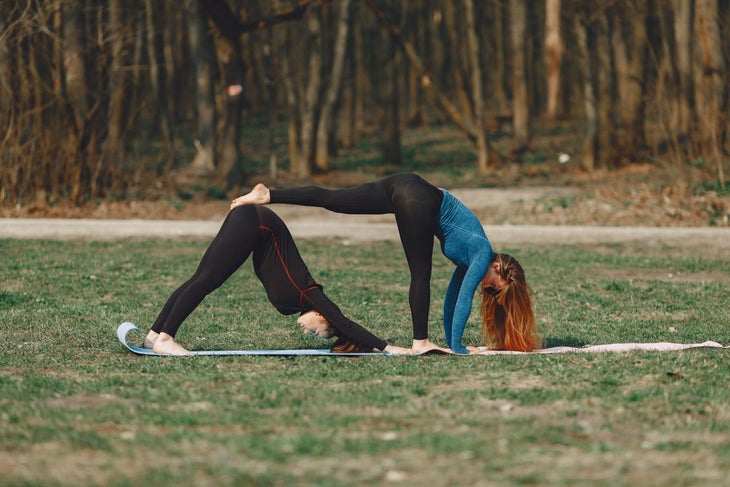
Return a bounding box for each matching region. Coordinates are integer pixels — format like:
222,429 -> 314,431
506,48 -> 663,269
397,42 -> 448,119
543,336 -> 587,348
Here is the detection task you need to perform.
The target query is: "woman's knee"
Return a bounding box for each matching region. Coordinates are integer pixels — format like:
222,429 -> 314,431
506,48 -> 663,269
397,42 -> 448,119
189,272 -> 226,294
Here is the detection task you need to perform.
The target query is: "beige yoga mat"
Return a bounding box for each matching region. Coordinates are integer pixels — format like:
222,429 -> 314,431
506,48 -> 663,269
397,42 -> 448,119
472,341 -> 727,355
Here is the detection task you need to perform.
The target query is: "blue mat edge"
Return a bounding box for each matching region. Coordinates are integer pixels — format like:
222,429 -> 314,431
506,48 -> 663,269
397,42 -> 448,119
116,322 -> 386,357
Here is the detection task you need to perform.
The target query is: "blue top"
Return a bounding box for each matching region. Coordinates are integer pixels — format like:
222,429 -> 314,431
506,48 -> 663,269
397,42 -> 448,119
435,189 -> 494,354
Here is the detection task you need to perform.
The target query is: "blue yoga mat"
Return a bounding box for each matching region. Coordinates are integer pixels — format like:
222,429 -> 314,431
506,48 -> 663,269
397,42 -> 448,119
116,322 -> 386,356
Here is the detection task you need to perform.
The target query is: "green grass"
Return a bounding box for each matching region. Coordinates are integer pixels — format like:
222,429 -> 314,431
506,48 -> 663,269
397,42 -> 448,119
1,238 -> 728,486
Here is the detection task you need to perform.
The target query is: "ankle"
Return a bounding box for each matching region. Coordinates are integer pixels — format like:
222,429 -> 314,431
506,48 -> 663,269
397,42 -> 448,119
142,330 -> 159,349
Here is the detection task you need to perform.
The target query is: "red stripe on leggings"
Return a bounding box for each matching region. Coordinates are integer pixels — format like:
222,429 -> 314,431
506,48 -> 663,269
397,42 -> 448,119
259,225 -> 318,309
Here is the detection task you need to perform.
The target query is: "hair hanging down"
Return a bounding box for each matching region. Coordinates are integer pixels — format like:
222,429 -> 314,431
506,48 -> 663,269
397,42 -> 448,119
480,253 -> 541,351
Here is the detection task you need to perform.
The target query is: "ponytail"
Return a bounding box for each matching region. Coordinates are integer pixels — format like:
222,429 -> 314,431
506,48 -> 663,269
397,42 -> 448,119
480,254 -> 541,351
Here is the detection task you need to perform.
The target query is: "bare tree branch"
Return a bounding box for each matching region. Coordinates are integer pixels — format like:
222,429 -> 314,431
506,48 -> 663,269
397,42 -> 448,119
198,0 -> 311,41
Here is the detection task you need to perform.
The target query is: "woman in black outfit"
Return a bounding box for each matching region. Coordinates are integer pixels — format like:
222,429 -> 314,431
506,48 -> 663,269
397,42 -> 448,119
144,205 -> 409,355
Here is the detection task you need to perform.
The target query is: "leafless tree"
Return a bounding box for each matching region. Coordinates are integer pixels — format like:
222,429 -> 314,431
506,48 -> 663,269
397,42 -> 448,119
694,0 -> 726,186
464,0 -> 489,173
545,0 -> 562,120
2,0 -> 729,207
315,0 -> 351,171
509,0 -> 530,151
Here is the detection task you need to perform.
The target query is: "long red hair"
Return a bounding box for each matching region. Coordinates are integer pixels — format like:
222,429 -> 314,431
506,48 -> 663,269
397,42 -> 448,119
480,253 -> 541,351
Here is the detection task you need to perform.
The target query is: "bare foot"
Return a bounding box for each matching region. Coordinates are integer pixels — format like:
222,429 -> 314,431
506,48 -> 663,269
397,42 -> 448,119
153,332 -> 193,356
142,330 -> 159,349
383,345 -> 414,355
230,183 -> 270,210
411,339 -> 452,355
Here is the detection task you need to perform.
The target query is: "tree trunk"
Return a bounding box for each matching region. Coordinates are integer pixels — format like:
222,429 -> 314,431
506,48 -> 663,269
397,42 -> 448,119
315,0 -> 351,171
167,5 -> 187,123
575,12 -> 597,172
0,5 -> 12,198
275,12 -> 304,175
60,0 -> 93,200
144,0 -> 174,172
242,8 -> 266,114
107,0 -> 130,155
594,10 -> 613,167
298,5 -> 323,176
611,1 -> 647,160
187,0 -> 216,173
381,23 -> 401,166
61,0 -> 88,133
464,0 -> 489,173
339,27 -> 356,149
353,10 -> 369,133
198,0 -> 246,188
406,2 -> 426,126
0,5 -> 11,123
429,4 -> 448,98
215,36 -> 246,188
673,0 -> 693,139
509,0 -> 530,150
527,4 -> 544,118
0,4 -> 10,107
694,0 -> 725,186
545,0 -> 562,120
444,2 -> 473,122
490,0 -> 509,114
126,12 -> 143,136
649,1 -> 681,162
263,27 -> 278,181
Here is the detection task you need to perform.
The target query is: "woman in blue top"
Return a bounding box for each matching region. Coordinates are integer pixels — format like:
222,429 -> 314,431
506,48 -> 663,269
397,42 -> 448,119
231,173 -> 541,354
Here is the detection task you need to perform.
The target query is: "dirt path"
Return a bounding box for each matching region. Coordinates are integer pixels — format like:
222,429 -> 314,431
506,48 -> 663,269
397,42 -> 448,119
3,187 -> 730,255
3,212 -> 730,256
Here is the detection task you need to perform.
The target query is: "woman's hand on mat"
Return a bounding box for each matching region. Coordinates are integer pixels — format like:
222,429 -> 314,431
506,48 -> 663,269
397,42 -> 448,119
230,183 -> 271,210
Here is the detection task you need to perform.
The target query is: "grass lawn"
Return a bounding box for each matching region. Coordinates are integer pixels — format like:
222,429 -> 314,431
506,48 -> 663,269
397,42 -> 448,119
1,237 -> 728,486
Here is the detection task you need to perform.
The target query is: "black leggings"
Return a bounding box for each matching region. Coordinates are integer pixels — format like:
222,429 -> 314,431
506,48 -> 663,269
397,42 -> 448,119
270,173 -> 443,340
151,208 -> 257,337
151,205 -> 387,349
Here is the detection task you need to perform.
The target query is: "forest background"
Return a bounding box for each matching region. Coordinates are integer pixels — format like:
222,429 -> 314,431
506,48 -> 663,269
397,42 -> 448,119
1,0 -> 729,225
